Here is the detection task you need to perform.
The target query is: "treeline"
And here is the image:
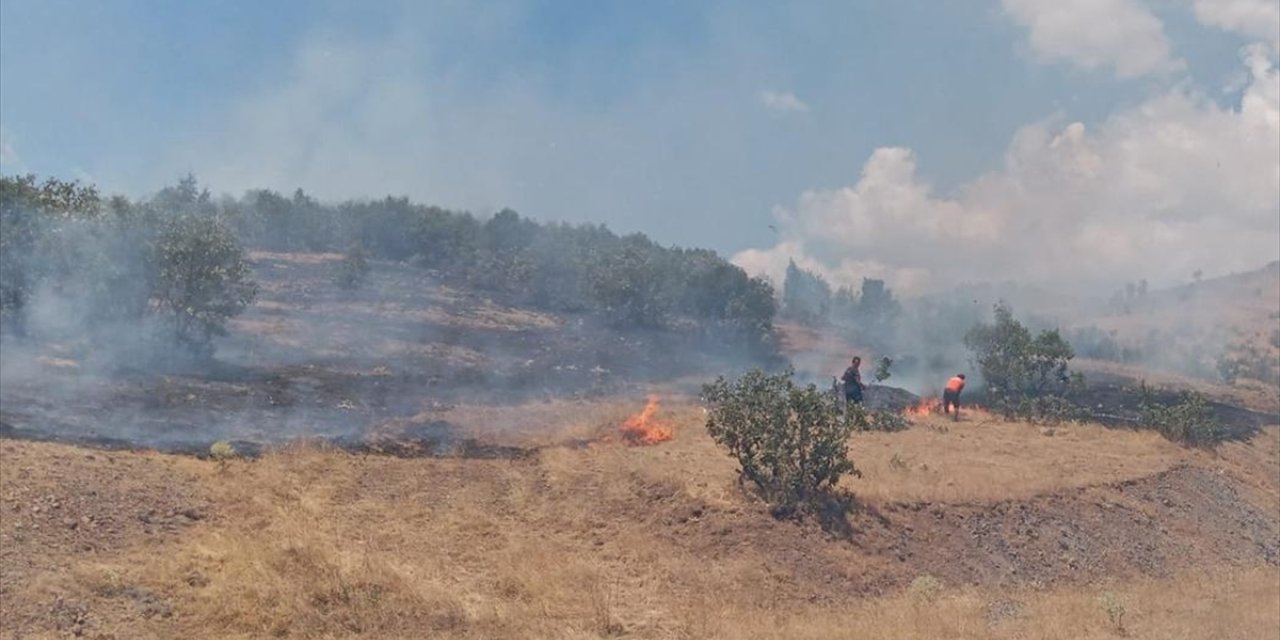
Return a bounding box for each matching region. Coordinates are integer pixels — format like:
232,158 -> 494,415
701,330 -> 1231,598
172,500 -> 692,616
780,259 -> 901,347
0,174 -> 779,358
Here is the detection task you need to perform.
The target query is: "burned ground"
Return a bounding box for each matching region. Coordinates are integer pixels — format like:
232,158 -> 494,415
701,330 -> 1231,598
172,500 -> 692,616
0,252 -> 760,457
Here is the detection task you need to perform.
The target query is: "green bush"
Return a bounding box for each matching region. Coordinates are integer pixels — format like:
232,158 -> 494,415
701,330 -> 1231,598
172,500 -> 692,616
1216,342 -> 1279,387
1139,383 -> 1224,446
702,368 -> 860,515
336,242 -> 371,290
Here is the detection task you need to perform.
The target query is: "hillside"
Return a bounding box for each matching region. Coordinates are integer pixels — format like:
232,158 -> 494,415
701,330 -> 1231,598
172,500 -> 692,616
0,251 -> 762,454
1,251 -> 1278,639
1,400 -> 1277,639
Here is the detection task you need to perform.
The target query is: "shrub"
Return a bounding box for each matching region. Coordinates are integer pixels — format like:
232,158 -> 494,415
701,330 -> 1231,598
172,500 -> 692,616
336,242 -> 370,290
702,368 -> 860,515
1216,343 -> 1279,387
909,575 -> 944,602
1139,383 -> 1224,446
1001,393 -> 1089,425
1216,354 -> 1241,385
1097,591 -> 1127,636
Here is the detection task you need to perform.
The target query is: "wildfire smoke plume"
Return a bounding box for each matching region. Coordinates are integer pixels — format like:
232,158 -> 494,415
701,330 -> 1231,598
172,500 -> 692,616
620,396 -> 675,445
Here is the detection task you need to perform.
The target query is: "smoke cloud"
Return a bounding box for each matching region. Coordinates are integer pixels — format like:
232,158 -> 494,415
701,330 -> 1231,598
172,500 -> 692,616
734,45 -> 1280,297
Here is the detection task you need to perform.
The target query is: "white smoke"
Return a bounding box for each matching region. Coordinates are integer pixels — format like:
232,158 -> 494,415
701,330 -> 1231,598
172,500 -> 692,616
733,45 -> 1280,296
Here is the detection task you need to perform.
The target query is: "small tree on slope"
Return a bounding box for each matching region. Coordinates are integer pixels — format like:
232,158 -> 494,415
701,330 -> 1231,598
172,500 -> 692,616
702,368 -> 860,515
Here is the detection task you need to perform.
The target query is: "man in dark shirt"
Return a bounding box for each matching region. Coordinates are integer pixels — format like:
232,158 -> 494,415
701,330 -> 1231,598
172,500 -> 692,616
841,356 -> 866,406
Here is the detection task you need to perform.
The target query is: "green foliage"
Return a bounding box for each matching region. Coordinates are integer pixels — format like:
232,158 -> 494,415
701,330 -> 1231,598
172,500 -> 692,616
702,368 -> 860,515
0,174 -> 104,333
336,242 -> 371,290
1215,341 -> 1279,387
209,440 -> 237,461
209,440 -> 237,472
1139,383 -> 1224,446
4,171 -> 779,360
781,260 -> 830,325
151,214 -> 259,356
1216,354 -> 1241,385
830,278 -> 902,350
965,303 -> 1085,420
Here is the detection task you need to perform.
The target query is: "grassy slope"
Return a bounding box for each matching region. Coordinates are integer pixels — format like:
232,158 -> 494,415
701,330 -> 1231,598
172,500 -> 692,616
2,398 -> 1277,639
2,253 -> 1277,638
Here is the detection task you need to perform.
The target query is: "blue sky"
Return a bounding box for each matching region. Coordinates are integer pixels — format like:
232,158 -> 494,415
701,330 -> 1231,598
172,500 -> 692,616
2,0 -> 1276,292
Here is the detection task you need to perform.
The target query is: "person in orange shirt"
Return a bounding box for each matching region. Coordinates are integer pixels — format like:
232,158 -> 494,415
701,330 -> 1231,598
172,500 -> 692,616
943,374 -> 966,421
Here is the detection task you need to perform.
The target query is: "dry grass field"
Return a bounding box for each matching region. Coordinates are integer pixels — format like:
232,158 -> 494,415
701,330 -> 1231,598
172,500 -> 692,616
2,395 -> 1276,639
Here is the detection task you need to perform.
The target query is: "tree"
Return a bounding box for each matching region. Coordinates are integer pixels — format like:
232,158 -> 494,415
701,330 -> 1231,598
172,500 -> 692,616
964,303 -> 1083,419
781,260 -> 831,325
151,215 -> 258,356
0,175 -> 103,334
702,368 -> 860,515
834,278 -> 901,348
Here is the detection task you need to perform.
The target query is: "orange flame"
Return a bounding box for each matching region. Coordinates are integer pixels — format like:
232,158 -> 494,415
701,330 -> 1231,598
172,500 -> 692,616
620,395 -> 674,445
904,397 -> 942,417
902,396 -> 987,418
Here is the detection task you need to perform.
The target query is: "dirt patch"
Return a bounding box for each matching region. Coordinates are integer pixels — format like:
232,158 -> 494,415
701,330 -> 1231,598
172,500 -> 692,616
628,462 -> 1279,600
862,464 -> 1277,591
0,441 -> 208,634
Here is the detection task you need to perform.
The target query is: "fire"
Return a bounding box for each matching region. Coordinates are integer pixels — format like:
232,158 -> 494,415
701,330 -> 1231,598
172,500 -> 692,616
904,397 -> 942,417
902,397 -> 988,418
620,395 -> 674,445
